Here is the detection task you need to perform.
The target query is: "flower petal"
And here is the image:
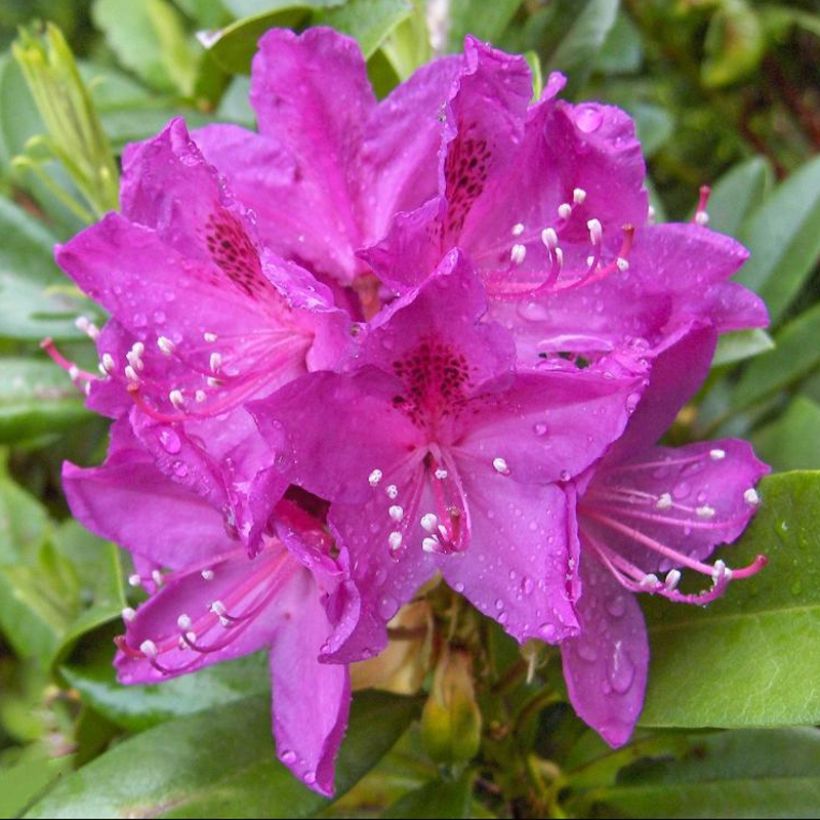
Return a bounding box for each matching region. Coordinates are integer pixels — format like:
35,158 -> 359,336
561,556 -> 648,747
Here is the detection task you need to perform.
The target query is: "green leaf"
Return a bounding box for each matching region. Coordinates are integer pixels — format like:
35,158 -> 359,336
383,771 -> 474,818
710,328 -> 774,368
92,0 -> 199,96
631,103 -> 674,158
707,156 -> 774,240
584,728 -> 820,818
317,0 -> 413,60
641,471 -> 820,729
205,6 -> 312,74
752,397 -> 820,473
737,156 -> 820,324
447,0 -> 523,50
0,357 -> 88,444
537,0 -> 619,98
376,0 -> 432,83
61,641 -> 270,731
730,302 -> 820,413
0,753 -> 73,818
595,9 -> 643,75
0,455 -> 49,564
222,0 -> 343,15
24,691 -> 421,818
0,197 -> 87,342
702,0 -> 765,88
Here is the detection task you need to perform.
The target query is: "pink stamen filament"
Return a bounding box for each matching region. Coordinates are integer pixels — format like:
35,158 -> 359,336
40,337 -> 97,385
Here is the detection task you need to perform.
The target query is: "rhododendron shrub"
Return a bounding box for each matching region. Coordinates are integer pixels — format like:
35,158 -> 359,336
49,29 -> 772,795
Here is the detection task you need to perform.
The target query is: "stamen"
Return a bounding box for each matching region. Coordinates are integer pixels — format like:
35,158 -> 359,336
177,614 -> 192,630
510,244 -> 527,265
140,639 -> 158,658
169,389 -> 185,409
709,449 -> 726,461
421,513 -> 439,533
201,569 -> 215,581
122,607 -> 137,622
512,222 -> 525,236
368,469 -> 383,487
389,505 -> 404,522
558,202 -> 572,220
573,187 -> 587,205
541,227 -> 558,250
696,505 -> 716,519
386,484 -> 398,499
744,488 -> 760,506
203,332 -> 218,343
157,336 -> 175,356
434,469 -> 448,480
388,531 -> 403,552
587,218 -> 602,245
128,573 -> 141,587
492,457 -> 510,475
694,185 -> 710,226
656,493 -> 673,510
422,536 -> 439,553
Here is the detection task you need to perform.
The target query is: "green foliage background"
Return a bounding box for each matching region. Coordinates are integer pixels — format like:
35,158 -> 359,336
0,1 -> 818,817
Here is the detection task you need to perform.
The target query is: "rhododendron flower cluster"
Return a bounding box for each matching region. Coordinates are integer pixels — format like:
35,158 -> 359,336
51,29 -> 769,795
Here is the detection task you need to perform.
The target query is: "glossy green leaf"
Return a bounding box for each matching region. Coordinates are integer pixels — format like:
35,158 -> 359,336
383,771 -> 474,818
0,753 -> 73,818
0,455 -> 49,564
375,0 -> 431,83
223,0 -> 342,15
707,156 -> 774,239
752,397 -> 820,472
447,0 -> 522,50
61,641 -> 270,731
631,103 -> 674,157
584,728 -> 820,818
205,6 -> 312,74
641,471 -> 820,728
595,9 -> 642,75
317,0 -> 412,60
711,328 -> 774,368
730,302 -> 820,413
537,0 -> 619,98
737,156 -> 820,324
0,357 -> 88,443
25,691 -> 421,818
92,0 -> 198,95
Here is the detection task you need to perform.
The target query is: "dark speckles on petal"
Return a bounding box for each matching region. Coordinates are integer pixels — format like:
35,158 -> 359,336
205,210 -> 267,299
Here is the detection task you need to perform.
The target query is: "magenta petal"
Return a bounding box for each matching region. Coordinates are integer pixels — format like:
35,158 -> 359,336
269,572 -> 351,796
115,542 -> 299,683
62,421 -> 228,570
442,476 -> 578,643
561,556 -> 648,747
250,27 -> 375,283
582,439 -> 770,574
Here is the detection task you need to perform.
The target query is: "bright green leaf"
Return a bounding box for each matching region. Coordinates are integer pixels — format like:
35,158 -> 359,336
595,9 -> 643,75
0,357 -> 88,444
706,156 -> 774,239
752,397 -> 820,472
737,156 -> 820,324
585,728 -> 820,818
641,471 -> 820,728
711,328 -> 774,368
702,0 -> 765,88
24,691 -> 421,818
317,0 -> 413,60
447,0 -> 523,50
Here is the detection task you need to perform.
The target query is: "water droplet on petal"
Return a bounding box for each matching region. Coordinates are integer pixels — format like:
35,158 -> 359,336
576,641 -> 598,662
159,428 -> 181,454
576,105 -> 603,133
607,642 -> 635,694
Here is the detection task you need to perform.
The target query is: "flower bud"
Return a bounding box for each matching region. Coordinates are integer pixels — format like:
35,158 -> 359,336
421,646 -> 482,765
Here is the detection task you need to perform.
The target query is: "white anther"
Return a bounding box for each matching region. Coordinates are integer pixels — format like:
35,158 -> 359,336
696,505 -> 716,519
510,243 -> 527,265
122,607 -> 137,623
385,484 -> 398,499
554,247 -> 564,269
388,531 -> 403,552
648,205 -> 657,223
389,505 -> 404,522
712,559 -> 731,580
586,255 -> 596,267
139,639 -> 158,658
422,536 -> 439,553
434,468 -> 448,480
541,227 -> 558,249
709,448 -> 726,461
209,352 -> 222,373
206,376 -> 222,388
177,614 -> 192,630
640,573 -> 660,589
128,573 -> 141,587
368,469 -> 383,487
152,569 -> 165,587
492,457 -> 510,475
195,390 -> 207,403
68,365 -> 80,380
512,222 -> 525,236
558,202 -> 572,219
201,569 -> 215,581
572,187 -> 587,204
169,389 -> 185,409
101,353 -> 115,373
203,332 -> 218,343
744,488 -> 760,506
131,341 -> 145,357
157,336 -> 175,356
664,570 -> 681,590
695,211 -> 709,226
656,493 -> 673,510
586,218 -> 602,244
616,257 -> 629,272
75,316 -> 90,332
210,600 -> 227,616
421,513 -> 439,533
124,365 -> 139,383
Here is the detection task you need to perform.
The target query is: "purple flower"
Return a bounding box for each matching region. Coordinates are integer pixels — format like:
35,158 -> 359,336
251,252 -> 644,659
63,420 -> 355,795
559,328 -> 768,746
